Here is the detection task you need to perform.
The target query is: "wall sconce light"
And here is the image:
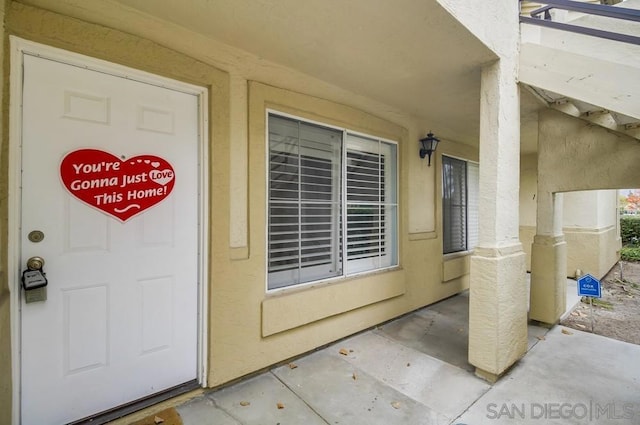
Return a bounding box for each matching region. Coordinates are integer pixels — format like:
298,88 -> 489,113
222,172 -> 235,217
419,132 -> 439,166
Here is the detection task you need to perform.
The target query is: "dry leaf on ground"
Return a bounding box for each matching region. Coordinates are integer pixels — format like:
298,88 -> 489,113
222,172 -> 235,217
339,348 -> 349,356
277,402 -> 285,409
536,335 -> 545,341
153,416 -> 164,424
239,401 -> 250,407
562,328 -> 573,335
391,401 -> 401,409
352,372 -> 357,380
288,363 -> 298,369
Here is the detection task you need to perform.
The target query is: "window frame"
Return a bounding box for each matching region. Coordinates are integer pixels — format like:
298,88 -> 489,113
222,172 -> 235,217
441,154 -> 479,256
265,109 -> 399,293
344,134 -> 398,274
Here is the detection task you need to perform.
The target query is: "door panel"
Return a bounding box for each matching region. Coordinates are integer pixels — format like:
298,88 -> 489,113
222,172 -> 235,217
20,53 -> 201,425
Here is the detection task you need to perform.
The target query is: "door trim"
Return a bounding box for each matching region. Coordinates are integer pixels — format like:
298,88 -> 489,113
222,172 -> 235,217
8,36 -> 210,425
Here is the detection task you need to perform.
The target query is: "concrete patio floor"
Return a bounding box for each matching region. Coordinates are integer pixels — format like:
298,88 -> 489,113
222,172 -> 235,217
126,278 -> 639,424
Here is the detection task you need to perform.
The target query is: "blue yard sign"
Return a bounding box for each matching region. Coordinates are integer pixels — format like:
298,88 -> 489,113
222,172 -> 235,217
577,274 -> 601,298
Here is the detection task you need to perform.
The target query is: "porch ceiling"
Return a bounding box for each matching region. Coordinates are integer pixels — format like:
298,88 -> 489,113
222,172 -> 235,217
20,0 -> 498,147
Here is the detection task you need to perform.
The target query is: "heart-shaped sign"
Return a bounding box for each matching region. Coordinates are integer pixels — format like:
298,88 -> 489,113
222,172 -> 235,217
60,149 -> 176,222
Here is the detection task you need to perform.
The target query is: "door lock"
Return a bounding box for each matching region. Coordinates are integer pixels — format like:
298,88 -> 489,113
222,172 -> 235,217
26,256 -> 45,271
28,230 -> 45,243
22,256 -> 48,293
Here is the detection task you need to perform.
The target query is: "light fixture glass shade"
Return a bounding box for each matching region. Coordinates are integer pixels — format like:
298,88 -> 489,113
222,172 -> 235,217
419,132 -> 439,166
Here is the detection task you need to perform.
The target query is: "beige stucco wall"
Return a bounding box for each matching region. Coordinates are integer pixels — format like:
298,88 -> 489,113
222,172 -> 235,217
0,2 -> 478,417
538,109 -> 640,192
520,226 -> 536,272
563,190 -> 620,278
564,226 -> 620,279
438,0 -> 518,57
519,109 -> 627,278
519,168 -> 621,277
519,153 -> 538,228
519,154 -> 538,271
520,208 -> 620,278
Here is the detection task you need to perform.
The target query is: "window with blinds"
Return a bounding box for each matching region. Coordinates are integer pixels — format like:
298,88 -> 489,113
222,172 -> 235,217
346,135 -> 397,274
442,155 -> 479,254
268,114 -> 398,290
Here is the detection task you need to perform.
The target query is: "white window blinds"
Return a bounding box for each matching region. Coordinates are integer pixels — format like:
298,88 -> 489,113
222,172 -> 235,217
442,155 -> 479,254
268,116 -> 343,289
268,114 -> 398,290
345,135 -> 397,274
443,156 -> 467,254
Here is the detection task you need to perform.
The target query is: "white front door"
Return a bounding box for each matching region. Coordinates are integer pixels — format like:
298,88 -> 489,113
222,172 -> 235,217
17,46 -> 203,425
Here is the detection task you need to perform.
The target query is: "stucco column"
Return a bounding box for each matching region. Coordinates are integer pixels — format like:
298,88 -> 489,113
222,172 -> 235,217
529,190 -> 567,325
469,59 -> 528,382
